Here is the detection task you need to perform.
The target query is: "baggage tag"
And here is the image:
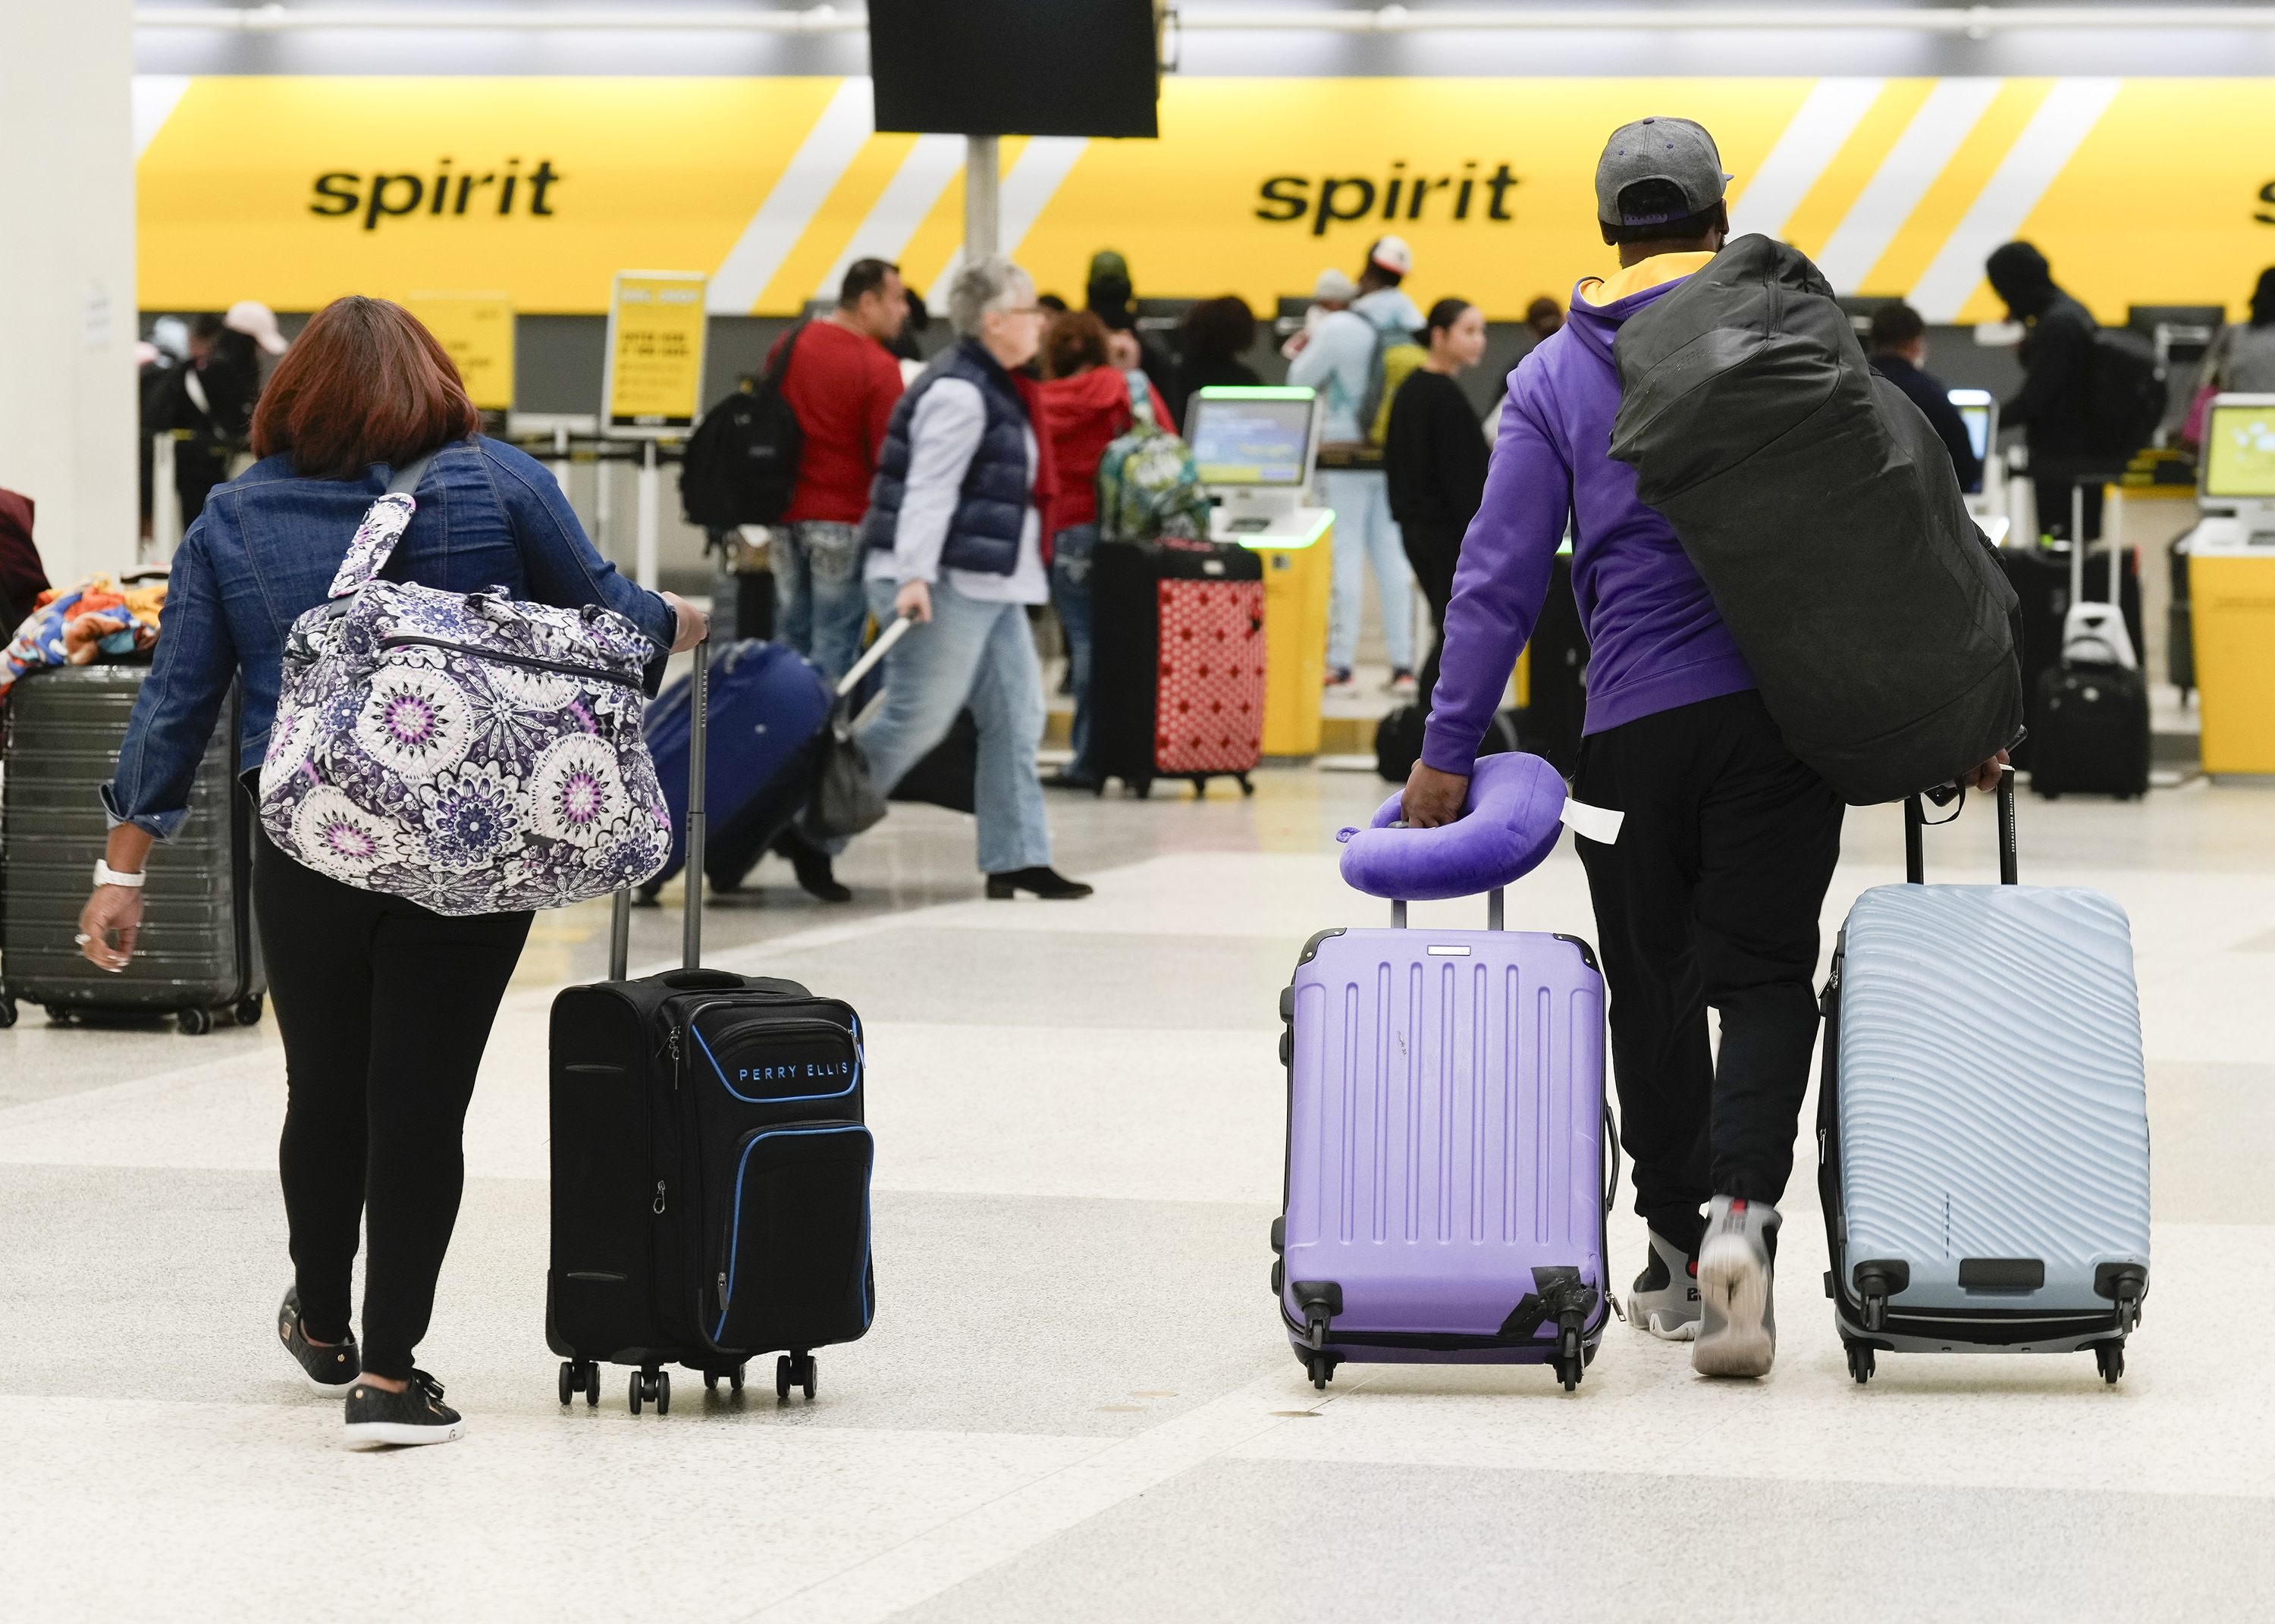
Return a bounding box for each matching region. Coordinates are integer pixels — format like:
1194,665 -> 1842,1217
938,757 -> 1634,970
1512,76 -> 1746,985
1559,798 -> 1624,844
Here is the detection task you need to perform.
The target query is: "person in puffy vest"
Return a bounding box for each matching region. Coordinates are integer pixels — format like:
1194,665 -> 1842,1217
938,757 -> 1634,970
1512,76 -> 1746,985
850,256 -> 1094,900
1401,118 -> 2003,1382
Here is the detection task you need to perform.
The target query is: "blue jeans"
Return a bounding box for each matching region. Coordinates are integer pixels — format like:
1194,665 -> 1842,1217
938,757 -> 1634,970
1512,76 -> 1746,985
855,575 -> 1053,875
773,520 -> 868,686
1320,468 -> 1415,674
1048,524 -> 1098,775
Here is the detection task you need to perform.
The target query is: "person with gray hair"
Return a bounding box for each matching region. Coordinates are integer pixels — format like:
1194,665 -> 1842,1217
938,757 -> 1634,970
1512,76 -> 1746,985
849,256 -> 1094,899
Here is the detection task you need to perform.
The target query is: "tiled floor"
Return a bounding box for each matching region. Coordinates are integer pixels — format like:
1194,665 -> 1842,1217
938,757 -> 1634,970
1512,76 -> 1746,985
3,765 -> 2270,1621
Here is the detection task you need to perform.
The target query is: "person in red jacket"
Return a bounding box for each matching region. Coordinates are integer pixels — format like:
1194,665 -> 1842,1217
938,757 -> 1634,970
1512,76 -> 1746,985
1034,310 -> 1175,789
768,259 -> 908,684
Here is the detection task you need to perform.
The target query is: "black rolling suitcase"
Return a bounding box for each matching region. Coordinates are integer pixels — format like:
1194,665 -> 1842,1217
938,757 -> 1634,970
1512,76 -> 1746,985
548,640 -> 874,1414
0,663 -> 265,1034
2029,489 -> 2151,801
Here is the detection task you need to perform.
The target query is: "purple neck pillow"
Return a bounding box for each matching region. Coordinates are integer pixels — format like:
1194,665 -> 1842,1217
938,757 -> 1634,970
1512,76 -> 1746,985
1337,752 -> 1568,901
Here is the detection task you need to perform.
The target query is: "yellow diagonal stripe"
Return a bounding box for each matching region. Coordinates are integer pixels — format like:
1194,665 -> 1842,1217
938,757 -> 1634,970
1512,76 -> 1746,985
897,136 -> 1032,295
1858,78 -> 2054,298
754,132 -> 920,315
1778,79 -> 1935,260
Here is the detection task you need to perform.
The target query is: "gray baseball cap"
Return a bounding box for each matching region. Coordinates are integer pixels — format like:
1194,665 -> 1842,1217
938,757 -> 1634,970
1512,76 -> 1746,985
1596,117 -> 1732,225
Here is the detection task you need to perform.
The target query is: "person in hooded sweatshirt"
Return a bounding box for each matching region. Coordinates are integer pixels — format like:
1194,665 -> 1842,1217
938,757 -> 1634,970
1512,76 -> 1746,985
1985,240 -> 2104,544
1400,117 -> 2006,1381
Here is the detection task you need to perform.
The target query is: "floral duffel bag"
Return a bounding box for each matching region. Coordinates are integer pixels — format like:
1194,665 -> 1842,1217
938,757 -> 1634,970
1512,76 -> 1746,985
259,466 -> 671,916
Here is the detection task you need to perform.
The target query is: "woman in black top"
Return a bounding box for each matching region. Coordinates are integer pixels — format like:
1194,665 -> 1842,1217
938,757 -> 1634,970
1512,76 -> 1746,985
1384,297 -> 1489,704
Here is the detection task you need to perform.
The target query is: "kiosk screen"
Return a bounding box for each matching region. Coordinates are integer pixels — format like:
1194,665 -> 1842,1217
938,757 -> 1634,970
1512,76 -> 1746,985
1189,396 -> 1313,487
2204,403 -> 2275,498
1947,388 -> 1993,495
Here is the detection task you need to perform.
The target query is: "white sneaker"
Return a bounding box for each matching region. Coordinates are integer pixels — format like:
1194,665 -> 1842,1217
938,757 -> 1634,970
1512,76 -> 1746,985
1693,1196 -> 1778,1378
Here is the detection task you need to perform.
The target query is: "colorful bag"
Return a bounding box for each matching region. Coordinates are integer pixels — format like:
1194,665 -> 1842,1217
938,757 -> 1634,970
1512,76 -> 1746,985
259,458 -> 671,916
1095,372 -> 1212,544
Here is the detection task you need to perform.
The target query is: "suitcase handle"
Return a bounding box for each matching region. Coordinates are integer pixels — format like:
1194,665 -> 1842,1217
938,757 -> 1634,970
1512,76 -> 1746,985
1903,764 -> 2016,886
1388,888 -> 1502,930
607,635 -> 714,983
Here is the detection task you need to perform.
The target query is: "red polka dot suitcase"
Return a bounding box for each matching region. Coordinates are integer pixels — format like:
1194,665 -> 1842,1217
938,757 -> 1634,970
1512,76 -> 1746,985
1089,538 -> 1266,798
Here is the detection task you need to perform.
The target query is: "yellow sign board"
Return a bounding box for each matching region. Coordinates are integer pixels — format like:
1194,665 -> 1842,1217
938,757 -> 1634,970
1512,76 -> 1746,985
602,271 -> 708,434
404,293 -> 514,411
135,74 -> 2275,325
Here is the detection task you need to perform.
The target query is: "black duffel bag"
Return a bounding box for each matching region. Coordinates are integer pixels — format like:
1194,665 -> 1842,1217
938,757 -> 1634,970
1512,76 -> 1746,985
1607,235 -> 2023,805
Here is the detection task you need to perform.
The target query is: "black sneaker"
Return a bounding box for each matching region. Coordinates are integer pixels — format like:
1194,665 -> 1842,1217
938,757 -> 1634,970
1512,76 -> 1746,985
343,1370 -> 466,1449
771,829 -> 853,903
278,1286 -> 359,1390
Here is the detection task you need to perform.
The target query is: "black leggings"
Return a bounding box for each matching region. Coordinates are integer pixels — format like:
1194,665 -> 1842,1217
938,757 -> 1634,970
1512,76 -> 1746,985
1401,519 -> 1464,707
254,825 -> 532,1379
1571,691 -> 1844,1258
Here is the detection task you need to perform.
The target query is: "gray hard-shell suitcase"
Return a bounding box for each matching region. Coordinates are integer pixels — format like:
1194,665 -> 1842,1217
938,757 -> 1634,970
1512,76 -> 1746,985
1818,770 -> 2149,1384
0,663 -> 265,1034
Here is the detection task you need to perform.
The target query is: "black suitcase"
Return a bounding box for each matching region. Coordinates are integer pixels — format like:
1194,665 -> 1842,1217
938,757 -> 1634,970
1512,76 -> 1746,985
0,663 -> 265,1034
1373,704 -> 1517,783
2028,493 -> 2151,801
1517,552 -> 1591,776
548,640 -> 874,1414
2030,662 -> 2151,799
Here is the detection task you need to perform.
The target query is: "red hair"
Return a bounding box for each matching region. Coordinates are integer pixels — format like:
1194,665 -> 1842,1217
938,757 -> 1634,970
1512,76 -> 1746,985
251,296 -> 479,480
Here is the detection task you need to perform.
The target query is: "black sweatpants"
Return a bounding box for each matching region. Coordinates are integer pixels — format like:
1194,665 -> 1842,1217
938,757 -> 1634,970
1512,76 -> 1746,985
1571,691 -> 1844,1258
254,826 -> 532,1379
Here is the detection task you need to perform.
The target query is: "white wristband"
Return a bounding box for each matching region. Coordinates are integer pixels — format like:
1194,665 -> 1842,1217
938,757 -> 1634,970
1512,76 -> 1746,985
94,860 -> 146,889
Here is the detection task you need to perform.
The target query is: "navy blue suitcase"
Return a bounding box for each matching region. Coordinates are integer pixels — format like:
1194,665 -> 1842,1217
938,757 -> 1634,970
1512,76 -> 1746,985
639,638 -> 830,898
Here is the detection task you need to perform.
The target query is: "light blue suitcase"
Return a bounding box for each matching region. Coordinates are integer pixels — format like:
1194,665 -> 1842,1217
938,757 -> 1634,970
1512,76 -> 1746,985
1818,770 -> 2150,1384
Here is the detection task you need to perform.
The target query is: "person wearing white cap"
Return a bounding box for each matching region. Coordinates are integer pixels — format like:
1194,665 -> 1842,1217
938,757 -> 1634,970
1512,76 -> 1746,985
224,299 -> 290,357
1288,235 -> 1425,695
164,311 -> 271,525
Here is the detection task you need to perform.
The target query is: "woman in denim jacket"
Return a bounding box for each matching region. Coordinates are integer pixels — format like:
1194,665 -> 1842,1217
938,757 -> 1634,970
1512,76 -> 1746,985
81,296 -> 705,1447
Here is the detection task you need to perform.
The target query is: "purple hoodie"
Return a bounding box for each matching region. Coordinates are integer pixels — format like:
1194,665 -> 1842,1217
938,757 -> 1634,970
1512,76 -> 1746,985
1420,272 -> 1757,777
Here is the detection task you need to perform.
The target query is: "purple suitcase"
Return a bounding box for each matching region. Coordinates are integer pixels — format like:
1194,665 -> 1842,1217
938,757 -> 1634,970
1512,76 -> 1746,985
1274,889 -> 1616,1391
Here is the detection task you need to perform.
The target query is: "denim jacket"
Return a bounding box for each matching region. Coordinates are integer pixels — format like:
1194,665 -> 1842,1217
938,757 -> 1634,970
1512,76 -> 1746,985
104,436 -> 673,839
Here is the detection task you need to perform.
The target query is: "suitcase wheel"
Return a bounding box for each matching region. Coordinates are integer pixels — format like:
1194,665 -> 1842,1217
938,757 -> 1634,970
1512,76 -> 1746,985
0,997 -> 15,1029
1304,1352 -> 1338,1390
629,1367 -> 669,1416
702,1363 -> 748,1395
1238,773 -> 1254,798
560,1359 -> 603,1407
2094,1341 -> 2125,1384
777,1352 -> 817,1402
177,1006 -> 213,1036
234,993 -> 265,1027
1845,1342 -> 1876,1385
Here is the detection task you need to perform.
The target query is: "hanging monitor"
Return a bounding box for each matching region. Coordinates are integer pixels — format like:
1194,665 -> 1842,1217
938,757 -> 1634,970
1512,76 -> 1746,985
868,0 -> 1160,139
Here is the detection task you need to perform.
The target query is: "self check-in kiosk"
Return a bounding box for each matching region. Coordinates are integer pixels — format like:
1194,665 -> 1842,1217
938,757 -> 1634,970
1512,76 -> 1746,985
1948,387 -> 2010,543
1188,386 -> 1333,754
2182,394 -> 2275,775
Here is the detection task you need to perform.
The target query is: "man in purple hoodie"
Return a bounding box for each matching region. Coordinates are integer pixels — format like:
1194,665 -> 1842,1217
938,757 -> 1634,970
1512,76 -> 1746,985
1404,118 -> 1998,1381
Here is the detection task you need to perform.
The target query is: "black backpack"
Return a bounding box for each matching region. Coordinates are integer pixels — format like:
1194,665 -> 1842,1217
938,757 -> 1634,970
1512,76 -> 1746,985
679,320 -> 808,528
2086,327 -> 2167,461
